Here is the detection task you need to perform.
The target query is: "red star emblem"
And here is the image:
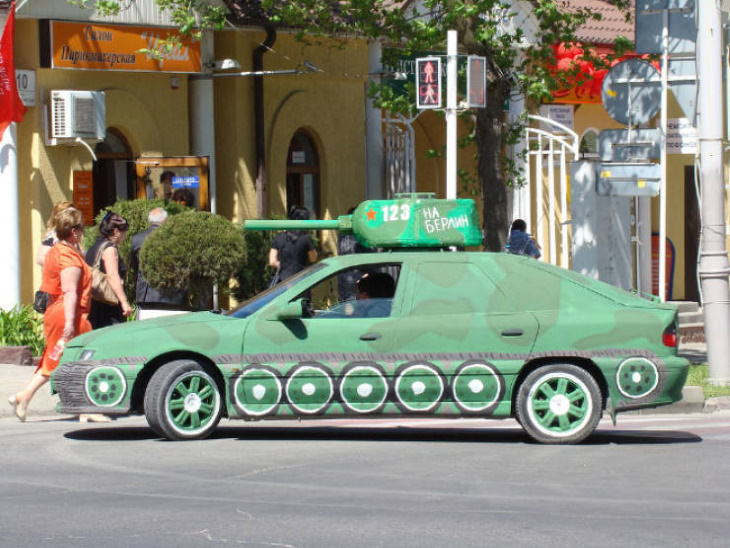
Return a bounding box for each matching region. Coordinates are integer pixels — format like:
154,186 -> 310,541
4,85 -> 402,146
366,208 -> 377,221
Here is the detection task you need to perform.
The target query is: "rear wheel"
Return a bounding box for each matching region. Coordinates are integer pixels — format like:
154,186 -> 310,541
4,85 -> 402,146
515,364 -> 601,444
144,360 -> 222,440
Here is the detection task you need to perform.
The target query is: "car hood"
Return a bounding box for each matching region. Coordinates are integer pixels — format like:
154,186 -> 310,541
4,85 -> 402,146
67,311 -> 233,348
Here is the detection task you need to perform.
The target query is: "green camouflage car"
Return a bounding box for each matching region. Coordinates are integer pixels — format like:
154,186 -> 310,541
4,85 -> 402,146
51,196 -> 689,444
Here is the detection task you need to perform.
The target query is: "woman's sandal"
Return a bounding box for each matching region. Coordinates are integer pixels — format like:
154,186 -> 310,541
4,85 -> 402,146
8,395 -> 27,422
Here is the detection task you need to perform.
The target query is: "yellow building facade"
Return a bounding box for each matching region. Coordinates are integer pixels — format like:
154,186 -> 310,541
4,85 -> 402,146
13,16 -> 370,303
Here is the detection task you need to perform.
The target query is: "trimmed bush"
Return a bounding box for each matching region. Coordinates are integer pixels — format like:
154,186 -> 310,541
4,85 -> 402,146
83,199 -> 188,303
0,305 -> 44,356
140,211 -> 246,309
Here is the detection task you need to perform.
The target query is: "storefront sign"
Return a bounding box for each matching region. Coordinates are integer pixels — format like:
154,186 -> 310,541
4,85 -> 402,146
538,104 -> 574,131
72,171 -> 94,225
50,21 -> 201,73
15,69 -> 35,107
172,175 -> 199,189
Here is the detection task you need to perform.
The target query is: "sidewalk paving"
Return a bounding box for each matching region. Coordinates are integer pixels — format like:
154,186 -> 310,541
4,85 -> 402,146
0,340 -> 725,419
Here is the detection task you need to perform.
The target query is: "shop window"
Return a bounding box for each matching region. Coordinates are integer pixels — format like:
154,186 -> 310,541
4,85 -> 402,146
579,128 -> 599,158
286,130 -> 320,216
92,127 -> 133,216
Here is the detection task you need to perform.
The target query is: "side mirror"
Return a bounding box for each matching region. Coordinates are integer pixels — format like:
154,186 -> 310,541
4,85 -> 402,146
275,299 -> 308,320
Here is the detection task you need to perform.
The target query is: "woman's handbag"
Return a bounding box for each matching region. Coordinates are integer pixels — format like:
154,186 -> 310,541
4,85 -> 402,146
91,243 -> 119,306
33,290 -> 50,313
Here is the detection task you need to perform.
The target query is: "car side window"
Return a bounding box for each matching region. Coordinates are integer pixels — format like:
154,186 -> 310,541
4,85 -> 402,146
410,261 -> 502,315
295,263 -> 402,319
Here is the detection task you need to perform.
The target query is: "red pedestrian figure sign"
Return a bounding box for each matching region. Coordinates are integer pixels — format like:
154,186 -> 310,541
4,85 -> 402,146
416,57 -> 442,109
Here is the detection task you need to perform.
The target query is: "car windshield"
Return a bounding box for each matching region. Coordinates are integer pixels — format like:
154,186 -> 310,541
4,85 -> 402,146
228,263 -> 327,319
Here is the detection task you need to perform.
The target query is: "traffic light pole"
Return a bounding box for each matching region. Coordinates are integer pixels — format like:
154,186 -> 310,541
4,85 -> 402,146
697,1 -> 730,385
446,30 -> 458,200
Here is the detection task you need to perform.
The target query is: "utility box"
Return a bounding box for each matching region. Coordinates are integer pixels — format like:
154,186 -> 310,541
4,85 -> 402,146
571,161 -> 633,291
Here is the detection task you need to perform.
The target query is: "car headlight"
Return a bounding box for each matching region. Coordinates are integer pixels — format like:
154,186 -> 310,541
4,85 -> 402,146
79,349 -> 96,361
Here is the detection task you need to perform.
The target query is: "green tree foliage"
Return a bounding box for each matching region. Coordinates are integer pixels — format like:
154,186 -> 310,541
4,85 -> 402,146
232,230 -> 275,302
260,0 -> 630,249
140,211 -> 246,308
68,0 -> 228,56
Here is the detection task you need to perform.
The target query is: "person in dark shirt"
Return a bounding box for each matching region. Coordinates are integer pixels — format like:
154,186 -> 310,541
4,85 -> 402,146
505,219 -> 541,258
268,206 -> 317,284
130,207 -> 187,320
85,211 -> 132,328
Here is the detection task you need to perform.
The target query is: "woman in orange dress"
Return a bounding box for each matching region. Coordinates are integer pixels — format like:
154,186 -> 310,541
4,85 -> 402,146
8,207 -> 91,421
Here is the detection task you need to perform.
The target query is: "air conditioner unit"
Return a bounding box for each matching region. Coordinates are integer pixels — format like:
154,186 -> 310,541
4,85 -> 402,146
46,90 -> 105,143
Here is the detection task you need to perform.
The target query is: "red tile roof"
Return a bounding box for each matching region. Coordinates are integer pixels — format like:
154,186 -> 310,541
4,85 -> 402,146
563,0 -> 634,45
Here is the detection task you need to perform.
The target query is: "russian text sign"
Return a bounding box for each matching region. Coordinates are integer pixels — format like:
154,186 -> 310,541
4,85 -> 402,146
50,21 -> 201,73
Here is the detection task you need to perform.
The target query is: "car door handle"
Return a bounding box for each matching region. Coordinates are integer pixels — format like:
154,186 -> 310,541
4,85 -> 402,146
501,329 -> 524,337
360,332 -> 382,341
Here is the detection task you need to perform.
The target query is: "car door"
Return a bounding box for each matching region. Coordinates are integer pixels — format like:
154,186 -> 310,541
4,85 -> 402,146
238,261 -> 406,419
393,258 -> 539,416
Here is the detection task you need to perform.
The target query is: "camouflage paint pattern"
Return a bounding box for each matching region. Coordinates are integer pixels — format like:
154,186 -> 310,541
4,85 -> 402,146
52,251 -> 688,425
50,196 -> 688,440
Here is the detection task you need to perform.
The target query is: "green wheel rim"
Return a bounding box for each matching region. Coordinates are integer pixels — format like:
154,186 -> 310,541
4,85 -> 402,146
164,371 -> 220,434
85,366 -> 126,407
526,372 -> 593,438
616,357 -> 659,399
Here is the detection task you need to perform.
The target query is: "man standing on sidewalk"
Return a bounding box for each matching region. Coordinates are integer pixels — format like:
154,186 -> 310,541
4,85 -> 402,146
131,208 -> 187,320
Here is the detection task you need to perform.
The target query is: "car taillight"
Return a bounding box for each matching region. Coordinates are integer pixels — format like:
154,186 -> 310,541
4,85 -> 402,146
662,324 -> 678,347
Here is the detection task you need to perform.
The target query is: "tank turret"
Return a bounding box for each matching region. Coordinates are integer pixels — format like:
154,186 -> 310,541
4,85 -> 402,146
244,193 -> 483,249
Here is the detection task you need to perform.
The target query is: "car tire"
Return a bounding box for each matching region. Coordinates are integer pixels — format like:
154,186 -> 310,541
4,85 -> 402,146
515,364 -> 602,444
144,360 -> 222,441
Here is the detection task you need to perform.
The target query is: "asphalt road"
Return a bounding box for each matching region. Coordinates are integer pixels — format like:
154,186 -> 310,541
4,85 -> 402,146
2,413 -> 730,547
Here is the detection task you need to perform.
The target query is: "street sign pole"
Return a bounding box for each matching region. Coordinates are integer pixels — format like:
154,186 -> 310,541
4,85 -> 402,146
446,30 -> 458,200
659,8 -> 669,301
697,1 -> 730,385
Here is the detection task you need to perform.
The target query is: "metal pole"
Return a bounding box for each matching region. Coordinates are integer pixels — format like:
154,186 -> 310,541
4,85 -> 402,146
0,122 -> 19,309
446,30 -> 457,199
697,0 -> 730,385
659,8 -> 669,301
366,40 -> 384,199
190,30 -> 216,214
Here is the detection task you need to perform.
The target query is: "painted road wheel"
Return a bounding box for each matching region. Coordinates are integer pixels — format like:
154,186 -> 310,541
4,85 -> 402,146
616,357 -> 659,399
234,367 -> 282,416
516,364 -> 602,444
285,364 -> 333,414
452,361 -> 502,413
144,360 -> 222,441
395,363 -> 444,412
85,366 -> 126,407
339,364 -> 388,414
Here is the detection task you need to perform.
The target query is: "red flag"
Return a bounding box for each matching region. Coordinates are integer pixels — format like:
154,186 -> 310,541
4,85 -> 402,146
0,2 -> 26,135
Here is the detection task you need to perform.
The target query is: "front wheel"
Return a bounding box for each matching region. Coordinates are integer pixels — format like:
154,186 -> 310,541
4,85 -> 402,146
144,360 -> 222,440
515,364 -> 602,444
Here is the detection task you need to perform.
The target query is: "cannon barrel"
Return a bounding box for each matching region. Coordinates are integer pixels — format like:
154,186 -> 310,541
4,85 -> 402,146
244,216 -> 352,231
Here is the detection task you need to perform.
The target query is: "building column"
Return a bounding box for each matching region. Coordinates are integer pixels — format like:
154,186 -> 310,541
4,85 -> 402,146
365,40 -> 383,200
0,122 -> 19,309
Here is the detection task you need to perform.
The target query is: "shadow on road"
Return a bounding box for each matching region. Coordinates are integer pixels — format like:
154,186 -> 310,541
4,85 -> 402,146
63,423 -> 703,445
